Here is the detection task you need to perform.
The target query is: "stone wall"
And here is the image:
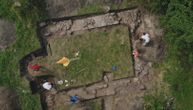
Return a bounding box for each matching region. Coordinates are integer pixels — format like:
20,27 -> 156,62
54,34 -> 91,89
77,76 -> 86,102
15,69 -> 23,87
40,8 -> 140,40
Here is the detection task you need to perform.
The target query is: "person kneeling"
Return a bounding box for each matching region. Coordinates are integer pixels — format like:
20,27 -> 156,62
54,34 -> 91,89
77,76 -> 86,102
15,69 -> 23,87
42,82 -> 53,90
140,32 -> 150,46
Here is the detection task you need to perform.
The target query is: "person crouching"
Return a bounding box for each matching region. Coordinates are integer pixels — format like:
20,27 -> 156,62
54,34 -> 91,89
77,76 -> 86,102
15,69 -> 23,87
140,32 -> 150,46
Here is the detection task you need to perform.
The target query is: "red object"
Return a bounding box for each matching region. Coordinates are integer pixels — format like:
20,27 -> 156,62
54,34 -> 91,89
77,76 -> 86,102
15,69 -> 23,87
132,50 -> 139,58
29,64 -> 41,71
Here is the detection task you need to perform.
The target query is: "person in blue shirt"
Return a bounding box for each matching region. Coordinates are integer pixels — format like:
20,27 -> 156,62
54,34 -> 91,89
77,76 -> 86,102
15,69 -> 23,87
70,95 -> 79,104
112,65 -> 118,71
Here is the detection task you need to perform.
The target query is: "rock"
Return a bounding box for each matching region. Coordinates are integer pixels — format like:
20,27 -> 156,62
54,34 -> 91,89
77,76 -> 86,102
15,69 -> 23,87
141,67 -> 149,75
91,90 -> 97,95
106,73 -> 113,81
39,22 -> 46,27
62,20 -> 72,30
104,14 -> 118,25
83,18 -> 95,28
46,96 -> 52,101
130,29 -> 134,33
103,73 -> 113,82
57,80 -> 63,85
87,89 -> 96,95
135,71 -> 140,76
22,90 -> 30,94
104,6 -> 111,12
133,77 -> 139,82
110,12 -> 116,16
87,83 -> 108,91
104,75 -> 109,82
137,19 -> 141,24
13,49 -> 17,52
67,31 -> 73,35
14,1 -> 21,7
50,90 -> 57,94
127,80 -> 131,85
44,32 -> 51,37
103,84 -> 108,88
139,85 -> 146,90
135,63 -> 143,72
148,62 -> 153,67
96,88 -> 116,97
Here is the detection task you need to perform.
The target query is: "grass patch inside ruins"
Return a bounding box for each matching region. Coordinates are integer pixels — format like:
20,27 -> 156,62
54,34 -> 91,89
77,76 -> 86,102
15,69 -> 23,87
31,25 -> 133,88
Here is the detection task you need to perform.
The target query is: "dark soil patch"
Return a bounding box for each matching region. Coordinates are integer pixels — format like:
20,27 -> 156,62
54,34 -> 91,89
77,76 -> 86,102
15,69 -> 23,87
0,20 -> 16,51
0,87 -> 20,110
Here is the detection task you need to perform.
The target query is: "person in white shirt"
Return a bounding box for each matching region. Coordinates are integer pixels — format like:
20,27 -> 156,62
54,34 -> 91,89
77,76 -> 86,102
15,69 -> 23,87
141,32 -> 150,46
42,82 -> 52,90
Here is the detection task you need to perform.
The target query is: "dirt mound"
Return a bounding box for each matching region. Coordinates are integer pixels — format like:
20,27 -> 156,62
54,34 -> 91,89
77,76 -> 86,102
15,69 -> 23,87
0,87 -> 20,110
0,20 -> 16,51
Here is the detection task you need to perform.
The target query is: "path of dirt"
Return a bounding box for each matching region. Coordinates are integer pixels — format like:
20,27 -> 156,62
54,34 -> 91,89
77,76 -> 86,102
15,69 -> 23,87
36,8 -> 164,110
0,87 -> 20,110
0,19 -> 16,51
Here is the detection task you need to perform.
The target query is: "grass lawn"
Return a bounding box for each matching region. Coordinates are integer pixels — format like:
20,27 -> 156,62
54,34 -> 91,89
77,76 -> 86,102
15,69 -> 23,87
31,25 -> 133,88
78,0 -> 143,15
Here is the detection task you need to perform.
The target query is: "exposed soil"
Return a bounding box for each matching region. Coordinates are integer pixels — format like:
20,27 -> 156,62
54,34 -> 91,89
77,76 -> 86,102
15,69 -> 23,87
134,9 -> 164,62
0,87 -> 20,110
0,19 -> 16,51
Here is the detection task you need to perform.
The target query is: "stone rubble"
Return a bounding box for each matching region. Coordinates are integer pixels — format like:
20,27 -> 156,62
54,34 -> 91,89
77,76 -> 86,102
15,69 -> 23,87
41,9 -> 140,39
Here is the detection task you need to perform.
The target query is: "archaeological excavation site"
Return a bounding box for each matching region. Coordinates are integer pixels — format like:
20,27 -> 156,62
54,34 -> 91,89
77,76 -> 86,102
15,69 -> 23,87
1,0 -> 191,110
19,7 -> 165,110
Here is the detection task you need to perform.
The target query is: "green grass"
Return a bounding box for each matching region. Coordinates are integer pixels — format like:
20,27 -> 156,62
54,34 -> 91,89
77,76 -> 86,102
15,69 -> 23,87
78,0 -> 143,15
144,91 -> 169,110
0,0 -> 46,109
163,60 -> 193,110
78,3 -> 105,15
145,0 -> 193,110
31,26 -> 133,88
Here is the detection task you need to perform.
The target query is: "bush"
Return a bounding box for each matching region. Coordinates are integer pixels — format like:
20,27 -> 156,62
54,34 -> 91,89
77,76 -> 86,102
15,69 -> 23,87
147,0 -> 193,110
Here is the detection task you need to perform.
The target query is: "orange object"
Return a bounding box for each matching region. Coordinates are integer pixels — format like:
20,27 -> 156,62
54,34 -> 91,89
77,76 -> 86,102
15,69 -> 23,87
57,57 -> 70,67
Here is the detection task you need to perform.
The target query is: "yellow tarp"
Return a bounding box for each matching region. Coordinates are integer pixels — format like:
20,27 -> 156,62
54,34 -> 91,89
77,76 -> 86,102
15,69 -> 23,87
56,57 -> 70,67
